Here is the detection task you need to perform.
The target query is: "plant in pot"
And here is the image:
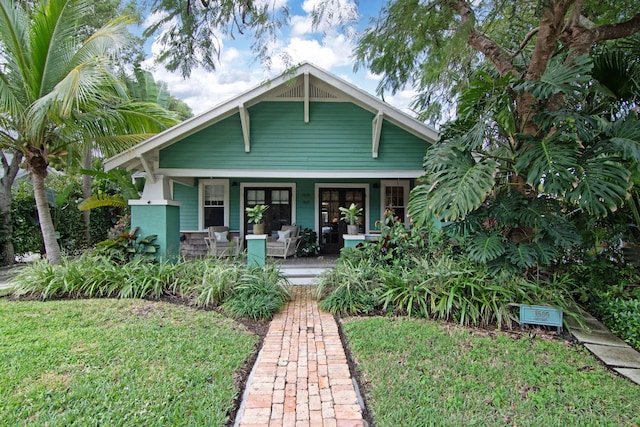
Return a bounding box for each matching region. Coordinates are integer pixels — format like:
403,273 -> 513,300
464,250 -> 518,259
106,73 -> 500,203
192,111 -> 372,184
339,203 -> 363,235
246,204 -> 269,235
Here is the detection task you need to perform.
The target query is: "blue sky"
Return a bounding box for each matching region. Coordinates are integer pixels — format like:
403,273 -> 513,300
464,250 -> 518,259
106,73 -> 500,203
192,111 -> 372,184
139,0 -> 418,117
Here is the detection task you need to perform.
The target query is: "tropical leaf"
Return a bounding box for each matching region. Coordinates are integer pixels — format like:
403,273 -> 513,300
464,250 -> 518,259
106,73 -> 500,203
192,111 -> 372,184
515,134 -> 579,195
422,145 -> 497,221
514,54 -> 593,100
505,242 -> 537,269
566,156 -> 631,217
466,233 -> 505,263
606,114 -> 640,162
544,221 -> 582,249
78,193 -> 127,211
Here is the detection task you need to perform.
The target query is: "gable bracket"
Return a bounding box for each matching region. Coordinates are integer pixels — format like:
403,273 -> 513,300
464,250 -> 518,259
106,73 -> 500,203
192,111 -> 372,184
239,103 -> 251,152
372,111 -> 384,158
137,154 -> 155,184
304,72 -> 310,123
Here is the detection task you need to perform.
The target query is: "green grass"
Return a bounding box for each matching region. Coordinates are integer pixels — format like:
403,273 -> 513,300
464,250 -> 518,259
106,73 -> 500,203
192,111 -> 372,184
343,317 -> 640,426
0,298 -> 259,426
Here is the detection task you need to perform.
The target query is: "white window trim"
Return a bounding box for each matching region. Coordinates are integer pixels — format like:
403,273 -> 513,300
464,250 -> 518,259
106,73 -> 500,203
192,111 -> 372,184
314,183 -> 370,239
380,179 -> 410,228
199,179 -> 229,230
240,182 -> 297,236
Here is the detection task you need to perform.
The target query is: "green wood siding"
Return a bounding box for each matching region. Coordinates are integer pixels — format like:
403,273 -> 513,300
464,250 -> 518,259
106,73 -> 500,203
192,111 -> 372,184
159,102 -> 427,170
174,183 -> 198,230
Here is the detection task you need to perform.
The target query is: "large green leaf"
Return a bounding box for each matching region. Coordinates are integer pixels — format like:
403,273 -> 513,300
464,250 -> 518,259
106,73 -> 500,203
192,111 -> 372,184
566,157 -> 630,217
421,145 -> 497,222
515,135 -> 579,195
506,242 -> 537,269
466,233 -> 505,263
514,54 -> 593,100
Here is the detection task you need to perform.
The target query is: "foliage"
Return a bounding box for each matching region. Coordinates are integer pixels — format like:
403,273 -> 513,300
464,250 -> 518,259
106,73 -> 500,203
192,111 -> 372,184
316,258 -> 381,316
343,317 -> 640,426
339,203 -> 362,225
593,296 -> 640,350
222,264 -> 291,320
296,227 -> 320,257
408,54 -> 640,273
10,175 -> 120,256
0,0 -> 178,264
12,255 -> 291,321
78,167 -> 141,211
245,204 -> 269,224
95,227 -> 160,264
0,298 -> 257,426
320,244 -> 579,328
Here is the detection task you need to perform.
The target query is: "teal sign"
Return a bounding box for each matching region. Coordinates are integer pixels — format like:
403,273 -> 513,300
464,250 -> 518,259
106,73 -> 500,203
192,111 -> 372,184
519,304 -> 563,332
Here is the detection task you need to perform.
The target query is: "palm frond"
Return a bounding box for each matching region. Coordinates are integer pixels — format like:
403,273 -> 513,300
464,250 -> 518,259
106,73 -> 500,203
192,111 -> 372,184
0,0 -> 30,114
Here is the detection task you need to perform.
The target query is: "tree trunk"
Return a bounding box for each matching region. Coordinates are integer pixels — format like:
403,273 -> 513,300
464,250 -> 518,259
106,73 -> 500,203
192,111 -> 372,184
82,149 -> 92,245
31,169 -> 63,265
0,151 -> 23,265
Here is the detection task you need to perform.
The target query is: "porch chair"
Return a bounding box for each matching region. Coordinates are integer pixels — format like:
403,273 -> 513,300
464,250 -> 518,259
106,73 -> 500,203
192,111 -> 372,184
204,226 -> 242,257
266,225 -> 301,259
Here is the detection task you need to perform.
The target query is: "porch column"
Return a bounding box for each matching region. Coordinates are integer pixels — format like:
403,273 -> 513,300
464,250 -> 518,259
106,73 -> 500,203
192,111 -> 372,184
246,234 -> 267,267
343,234 -> 366,249
129,175 -> 181,261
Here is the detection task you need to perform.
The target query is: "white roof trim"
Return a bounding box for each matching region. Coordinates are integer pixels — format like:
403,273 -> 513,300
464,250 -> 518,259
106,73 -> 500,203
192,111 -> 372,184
156,168 -> 424,179
105,62 -> 438,171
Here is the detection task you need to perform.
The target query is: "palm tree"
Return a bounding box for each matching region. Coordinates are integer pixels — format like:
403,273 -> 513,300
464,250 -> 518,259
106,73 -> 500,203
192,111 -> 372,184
0,0 -> 177,264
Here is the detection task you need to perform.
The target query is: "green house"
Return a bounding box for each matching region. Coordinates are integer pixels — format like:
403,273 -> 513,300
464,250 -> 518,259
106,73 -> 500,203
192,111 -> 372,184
105,63 -> 438,258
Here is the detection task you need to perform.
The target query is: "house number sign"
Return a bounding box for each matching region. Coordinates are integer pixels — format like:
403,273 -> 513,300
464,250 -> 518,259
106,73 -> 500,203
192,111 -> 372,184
519,304 -> 563,333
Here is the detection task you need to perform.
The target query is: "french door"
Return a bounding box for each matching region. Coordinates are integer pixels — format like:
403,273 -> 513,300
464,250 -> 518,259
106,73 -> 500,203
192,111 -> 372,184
244,187 -> 292,235
319,188 -> 365,254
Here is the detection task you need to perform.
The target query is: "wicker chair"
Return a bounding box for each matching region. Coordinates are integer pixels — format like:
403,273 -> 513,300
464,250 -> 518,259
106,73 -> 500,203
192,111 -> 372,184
266,225 -> 301,259
204,226 -> 242,257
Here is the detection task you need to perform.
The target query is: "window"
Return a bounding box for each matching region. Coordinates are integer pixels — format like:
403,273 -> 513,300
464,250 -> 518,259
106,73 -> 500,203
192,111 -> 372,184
201,180 -> 228,229
381,180 -> 410,227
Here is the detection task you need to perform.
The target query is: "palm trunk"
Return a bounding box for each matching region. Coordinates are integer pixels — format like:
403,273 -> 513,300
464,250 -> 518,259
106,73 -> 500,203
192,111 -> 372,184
0,151 -> 22,265
32,172 -> 62,264
82,149 -> 92,245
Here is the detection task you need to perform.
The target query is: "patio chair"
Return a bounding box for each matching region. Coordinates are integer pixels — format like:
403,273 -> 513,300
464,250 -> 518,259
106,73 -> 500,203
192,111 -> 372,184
204,226 -> 242,257
266,225 -> 301,259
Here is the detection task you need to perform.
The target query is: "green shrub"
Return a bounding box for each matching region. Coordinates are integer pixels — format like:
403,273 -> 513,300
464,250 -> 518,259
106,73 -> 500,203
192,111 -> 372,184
316,258 -> 382,315
318,252 -> 579,329
12,255 -> 293,321
222,264 -> 291,320
593,297 -> 640,350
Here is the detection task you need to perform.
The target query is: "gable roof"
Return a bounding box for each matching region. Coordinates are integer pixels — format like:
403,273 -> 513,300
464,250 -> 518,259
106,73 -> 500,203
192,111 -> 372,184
105,62 -> 438,172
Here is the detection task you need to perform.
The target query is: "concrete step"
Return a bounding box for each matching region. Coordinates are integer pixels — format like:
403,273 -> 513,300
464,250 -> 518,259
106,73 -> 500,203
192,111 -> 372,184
280,267 -> 330,277
287,277 -> 320,286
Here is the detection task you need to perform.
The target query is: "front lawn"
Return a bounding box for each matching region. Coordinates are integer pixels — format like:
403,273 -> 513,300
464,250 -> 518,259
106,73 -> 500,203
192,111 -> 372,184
343,317 -> 640,426
0,299 -> 259,426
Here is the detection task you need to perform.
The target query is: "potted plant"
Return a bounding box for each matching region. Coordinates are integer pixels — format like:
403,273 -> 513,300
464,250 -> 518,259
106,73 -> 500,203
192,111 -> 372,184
339,203 -> 363,235
246,204 -> 269,235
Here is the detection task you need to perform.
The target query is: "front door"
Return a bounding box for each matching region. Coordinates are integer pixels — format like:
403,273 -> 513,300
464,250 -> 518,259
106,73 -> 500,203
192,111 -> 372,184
319,188 -> 365,254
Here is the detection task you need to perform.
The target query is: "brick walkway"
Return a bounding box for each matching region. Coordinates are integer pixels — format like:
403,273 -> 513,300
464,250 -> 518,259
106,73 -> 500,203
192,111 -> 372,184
234,286 -> 365,427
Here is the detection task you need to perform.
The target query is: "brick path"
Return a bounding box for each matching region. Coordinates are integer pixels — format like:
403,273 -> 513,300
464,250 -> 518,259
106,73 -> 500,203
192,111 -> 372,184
234,286 -> 365,427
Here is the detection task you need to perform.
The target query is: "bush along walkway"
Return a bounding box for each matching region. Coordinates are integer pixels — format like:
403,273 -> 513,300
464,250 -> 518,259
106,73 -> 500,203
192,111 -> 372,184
567,313 -> 640,385
234,286 -> 366,427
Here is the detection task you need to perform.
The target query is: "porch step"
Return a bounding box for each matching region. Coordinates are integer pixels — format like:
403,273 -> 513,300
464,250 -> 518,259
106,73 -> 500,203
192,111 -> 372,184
281,266 -> 331,286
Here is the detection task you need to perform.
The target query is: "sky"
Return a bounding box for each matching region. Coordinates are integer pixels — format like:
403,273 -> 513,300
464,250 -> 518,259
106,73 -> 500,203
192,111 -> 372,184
139,0 -> 420,118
